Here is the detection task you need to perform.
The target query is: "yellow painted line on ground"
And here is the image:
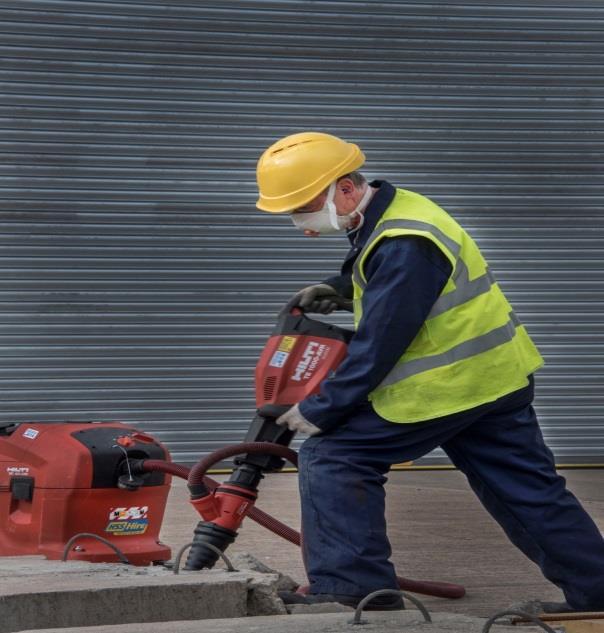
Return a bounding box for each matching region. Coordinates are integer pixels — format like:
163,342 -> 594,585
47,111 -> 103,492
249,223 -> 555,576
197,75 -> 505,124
206,462 -> 604,475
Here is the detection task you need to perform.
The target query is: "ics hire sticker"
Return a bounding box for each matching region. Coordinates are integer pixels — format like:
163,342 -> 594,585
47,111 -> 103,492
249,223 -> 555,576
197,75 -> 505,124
105,506 -> 149,535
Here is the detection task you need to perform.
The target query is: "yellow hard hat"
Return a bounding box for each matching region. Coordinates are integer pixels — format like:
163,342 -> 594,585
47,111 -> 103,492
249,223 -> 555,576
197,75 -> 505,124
256,132 -> 365,213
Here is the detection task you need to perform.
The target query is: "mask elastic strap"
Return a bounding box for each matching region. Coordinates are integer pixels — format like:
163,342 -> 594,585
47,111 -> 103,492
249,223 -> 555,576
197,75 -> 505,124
347,212 -> 365,236
346,185 -> 373,235
324,182 -> 341,230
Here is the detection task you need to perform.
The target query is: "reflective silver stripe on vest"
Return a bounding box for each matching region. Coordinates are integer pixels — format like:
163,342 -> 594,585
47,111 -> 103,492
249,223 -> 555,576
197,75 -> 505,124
379,313 -> 522,388
352,220 -> 461,291
429,265 -> 496,319
353,219 -> 497,319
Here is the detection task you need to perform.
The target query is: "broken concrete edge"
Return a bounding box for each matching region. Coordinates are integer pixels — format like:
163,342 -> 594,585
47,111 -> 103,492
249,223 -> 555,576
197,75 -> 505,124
246,574 -> 288,616
229,551 -> 299,591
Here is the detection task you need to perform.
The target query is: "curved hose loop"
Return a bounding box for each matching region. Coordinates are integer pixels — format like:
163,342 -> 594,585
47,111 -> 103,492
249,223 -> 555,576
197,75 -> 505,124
172,541 -> 237,574
187,441 -> 298,487
62,532 -> 130,564
481,610 -> 558,633
351,589 -> 431,625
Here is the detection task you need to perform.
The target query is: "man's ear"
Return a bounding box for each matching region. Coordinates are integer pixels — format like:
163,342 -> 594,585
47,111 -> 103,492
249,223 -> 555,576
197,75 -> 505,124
337,177 -> 355,196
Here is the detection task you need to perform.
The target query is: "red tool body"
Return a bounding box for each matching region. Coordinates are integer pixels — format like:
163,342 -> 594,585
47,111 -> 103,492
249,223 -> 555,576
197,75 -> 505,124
254,310 -> 350,408
0,421 -> 171,565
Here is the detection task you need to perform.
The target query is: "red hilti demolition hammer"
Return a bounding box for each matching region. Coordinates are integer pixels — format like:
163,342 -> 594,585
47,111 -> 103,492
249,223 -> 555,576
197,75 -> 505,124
184,306 -> 351,570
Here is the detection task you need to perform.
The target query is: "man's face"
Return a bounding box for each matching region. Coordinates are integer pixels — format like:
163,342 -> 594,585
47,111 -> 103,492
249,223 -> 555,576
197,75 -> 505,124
290,179 -> 356,236
290,178 -> 362,237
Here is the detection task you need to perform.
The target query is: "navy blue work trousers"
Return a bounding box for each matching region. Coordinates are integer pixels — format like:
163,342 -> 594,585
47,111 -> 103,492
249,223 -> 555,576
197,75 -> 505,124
298,385 -> 604,610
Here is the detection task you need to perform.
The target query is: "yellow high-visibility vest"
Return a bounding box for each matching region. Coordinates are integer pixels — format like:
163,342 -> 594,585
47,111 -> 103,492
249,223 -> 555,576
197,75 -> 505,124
352,188 -> 544,423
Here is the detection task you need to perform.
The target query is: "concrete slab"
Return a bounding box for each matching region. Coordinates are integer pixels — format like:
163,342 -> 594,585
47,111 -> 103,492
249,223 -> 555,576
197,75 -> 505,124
19,610 -> 548,633
0,557 -> 285,633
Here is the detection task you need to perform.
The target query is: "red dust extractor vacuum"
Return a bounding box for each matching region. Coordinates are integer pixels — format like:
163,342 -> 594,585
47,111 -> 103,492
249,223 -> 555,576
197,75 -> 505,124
0,421 -> 172,565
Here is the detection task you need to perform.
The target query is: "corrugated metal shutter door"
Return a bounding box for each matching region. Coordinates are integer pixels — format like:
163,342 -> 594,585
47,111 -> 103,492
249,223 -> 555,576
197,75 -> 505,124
1,1 -> 602,463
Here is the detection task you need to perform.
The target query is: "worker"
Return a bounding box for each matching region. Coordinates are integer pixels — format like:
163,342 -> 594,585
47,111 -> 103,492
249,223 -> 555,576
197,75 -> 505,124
255,132 -> 604,612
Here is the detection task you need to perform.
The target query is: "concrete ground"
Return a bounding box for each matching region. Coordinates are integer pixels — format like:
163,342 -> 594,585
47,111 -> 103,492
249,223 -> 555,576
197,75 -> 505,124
21,611 -> 547,633
160,467 -> 604,619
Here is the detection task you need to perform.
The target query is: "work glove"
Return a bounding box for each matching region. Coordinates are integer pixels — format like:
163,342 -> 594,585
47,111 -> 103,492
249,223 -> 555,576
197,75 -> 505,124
285,283 -> 352,314
276,404 -> 322,436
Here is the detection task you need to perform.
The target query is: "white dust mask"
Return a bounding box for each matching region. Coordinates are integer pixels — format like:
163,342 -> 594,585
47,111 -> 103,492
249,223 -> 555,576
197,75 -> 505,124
290,183 -> 343,234
291,183 -> 372,235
